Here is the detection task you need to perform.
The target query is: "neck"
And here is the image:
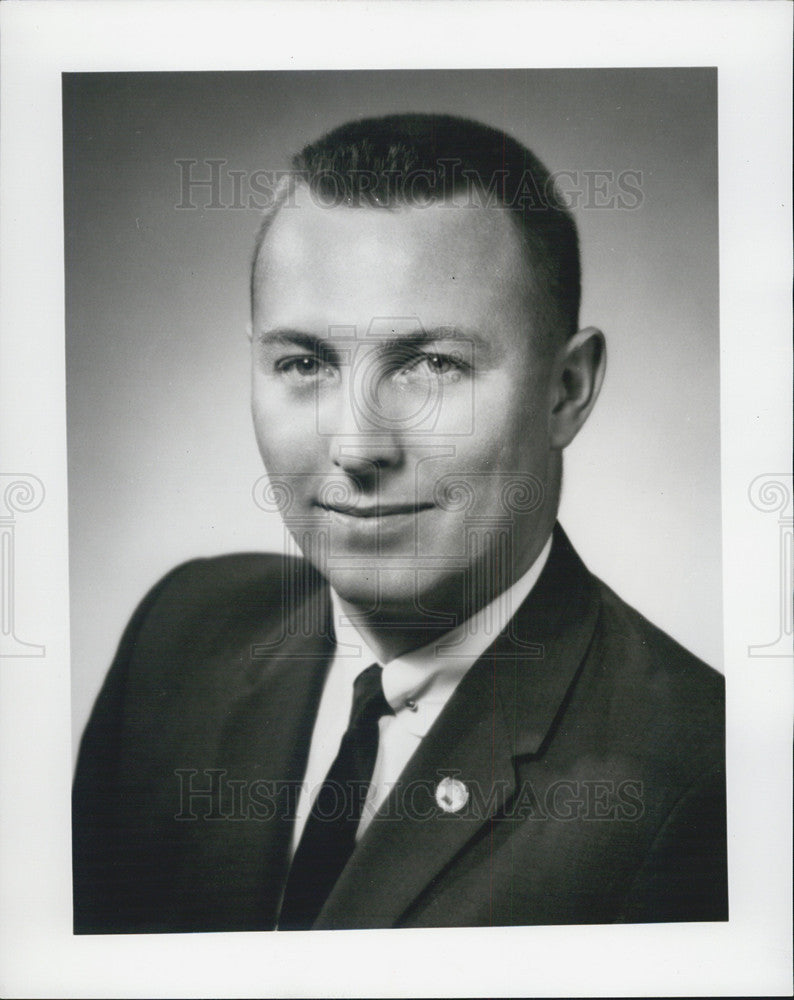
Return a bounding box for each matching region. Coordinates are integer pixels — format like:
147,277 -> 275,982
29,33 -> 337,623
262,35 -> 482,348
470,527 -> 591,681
333,523 -> 555,663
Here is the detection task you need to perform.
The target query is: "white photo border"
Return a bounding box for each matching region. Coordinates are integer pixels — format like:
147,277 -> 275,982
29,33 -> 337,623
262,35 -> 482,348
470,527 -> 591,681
0,2 -> 791,998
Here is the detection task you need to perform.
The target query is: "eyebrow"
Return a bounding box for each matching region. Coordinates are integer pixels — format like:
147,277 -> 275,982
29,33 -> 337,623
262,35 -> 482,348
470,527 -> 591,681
257,326 -> 489,356
258,328 -> 329,352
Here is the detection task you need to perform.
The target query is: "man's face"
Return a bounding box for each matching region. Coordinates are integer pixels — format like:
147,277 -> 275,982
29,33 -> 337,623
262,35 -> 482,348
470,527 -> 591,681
251,186 -> 559,617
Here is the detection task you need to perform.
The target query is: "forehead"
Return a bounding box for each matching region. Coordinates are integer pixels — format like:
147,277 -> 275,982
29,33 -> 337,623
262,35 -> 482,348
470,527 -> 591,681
253,186 -> 530,331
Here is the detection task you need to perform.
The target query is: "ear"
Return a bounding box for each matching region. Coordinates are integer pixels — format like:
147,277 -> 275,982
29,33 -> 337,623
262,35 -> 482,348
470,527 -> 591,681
548,326 -> 606,449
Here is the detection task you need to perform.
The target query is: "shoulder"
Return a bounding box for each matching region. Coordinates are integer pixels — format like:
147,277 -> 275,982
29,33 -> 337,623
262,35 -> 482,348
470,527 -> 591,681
119,551 -> 328,656
548,525 -> 723,718
593,574 -> 723,693
88,550 -> 331,733
143,550 -> 323,608
584,572 -> 724,772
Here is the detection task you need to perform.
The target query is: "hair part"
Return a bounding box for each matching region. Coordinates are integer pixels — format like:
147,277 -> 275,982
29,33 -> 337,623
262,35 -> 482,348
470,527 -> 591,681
251,113 -> 581,345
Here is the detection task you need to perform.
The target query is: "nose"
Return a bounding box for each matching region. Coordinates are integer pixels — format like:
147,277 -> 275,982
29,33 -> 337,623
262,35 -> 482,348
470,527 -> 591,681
326,369 -> 403,480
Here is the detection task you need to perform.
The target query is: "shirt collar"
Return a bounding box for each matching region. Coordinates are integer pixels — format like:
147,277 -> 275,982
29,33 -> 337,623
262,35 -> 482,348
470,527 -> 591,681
329,533 -> 553,737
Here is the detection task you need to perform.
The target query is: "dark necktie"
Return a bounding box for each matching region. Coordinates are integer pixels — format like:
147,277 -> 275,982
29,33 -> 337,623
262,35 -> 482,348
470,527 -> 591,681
278,663 -> 394,930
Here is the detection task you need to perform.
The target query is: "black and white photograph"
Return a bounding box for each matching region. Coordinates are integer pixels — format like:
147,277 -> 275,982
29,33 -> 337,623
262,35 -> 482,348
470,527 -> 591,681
67,69 -> 727,934
0,2 -> 791,998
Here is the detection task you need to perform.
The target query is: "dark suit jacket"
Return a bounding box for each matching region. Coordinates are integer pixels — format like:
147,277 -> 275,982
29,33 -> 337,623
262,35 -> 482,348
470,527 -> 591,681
72,525 -> 727,932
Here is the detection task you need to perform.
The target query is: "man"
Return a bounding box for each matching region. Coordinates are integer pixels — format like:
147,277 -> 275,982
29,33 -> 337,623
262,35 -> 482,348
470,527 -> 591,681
72,113 -> 727,932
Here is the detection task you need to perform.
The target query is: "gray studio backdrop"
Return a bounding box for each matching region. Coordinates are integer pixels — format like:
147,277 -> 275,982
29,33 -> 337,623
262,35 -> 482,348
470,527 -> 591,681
64,69 -> 721,756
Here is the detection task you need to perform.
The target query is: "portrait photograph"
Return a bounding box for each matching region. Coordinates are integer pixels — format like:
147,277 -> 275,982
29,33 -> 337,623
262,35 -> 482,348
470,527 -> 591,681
0,2 -> 791,998
66,66 -> 727,935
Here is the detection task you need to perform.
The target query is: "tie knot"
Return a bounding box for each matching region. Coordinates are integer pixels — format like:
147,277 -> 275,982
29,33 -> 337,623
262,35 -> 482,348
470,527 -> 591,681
348,663 -> 393,731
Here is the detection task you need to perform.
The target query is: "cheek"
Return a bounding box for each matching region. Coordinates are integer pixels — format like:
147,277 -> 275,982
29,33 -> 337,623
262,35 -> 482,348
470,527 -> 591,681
252,383 -> 315,472
443,377 -> 549,499
472,376 -> 543,447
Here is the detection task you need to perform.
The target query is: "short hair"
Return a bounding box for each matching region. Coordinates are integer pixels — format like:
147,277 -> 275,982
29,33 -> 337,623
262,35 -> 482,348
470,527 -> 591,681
251,113 -> 581,343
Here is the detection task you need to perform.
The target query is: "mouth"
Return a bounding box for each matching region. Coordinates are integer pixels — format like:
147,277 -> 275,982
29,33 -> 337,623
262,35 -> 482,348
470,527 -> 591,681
318,501 -> 435,518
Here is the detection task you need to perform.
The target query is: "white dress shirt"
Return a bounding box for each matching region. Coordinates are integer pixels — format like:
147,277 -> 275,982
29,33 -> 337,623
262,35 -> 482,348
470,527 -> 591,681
290,533 -> 553,855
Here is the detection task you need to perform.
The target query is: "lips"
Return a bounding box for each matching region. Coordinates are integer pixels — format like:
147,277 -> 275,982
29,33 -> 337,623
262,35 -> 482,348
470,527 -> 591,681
319,501 -> 434,518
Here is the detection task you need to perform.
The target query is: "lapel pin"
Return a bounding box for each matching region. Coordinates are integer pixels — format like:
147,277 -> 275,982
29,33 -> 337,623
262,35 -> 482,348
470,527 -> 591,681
435,776 -> 469,814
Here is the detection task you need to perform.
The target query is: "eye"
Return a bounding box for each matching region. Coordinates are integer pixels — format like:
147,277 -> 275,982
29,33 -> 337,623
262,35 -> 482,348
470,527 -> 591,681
420,354 -> 457,375
395,351 -> 468,382
275,356 -> 330,380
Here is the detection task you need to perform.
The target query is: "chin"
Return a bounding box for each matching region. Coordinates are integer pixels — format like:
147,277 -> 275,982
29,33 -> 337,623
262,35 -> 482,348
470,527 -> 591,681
325,565 -> 464,619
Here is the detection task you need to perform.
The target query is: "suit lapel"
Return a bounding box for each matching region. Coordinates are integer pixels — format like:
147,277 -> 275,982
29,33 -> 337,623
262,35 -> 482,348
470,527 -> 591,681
179,567 -> 335,929
492,525 -> 602,757
313,524 -> 601,929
